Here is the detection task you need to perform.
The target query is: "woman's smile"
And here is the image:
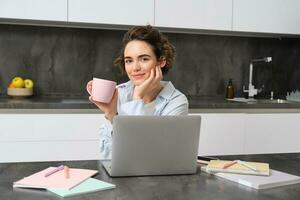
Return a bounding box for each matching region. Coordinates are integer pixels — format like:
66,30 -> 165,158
132,73 -> 146,80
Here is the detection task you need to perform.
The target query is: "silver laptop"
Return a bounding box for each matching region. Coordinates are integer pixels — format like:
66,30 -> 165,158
102,115 -> 201,177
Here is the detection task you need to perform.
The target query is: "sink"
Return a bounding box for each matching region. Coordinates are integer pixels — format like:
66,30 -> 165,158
227,98 -> 257,103
256,99 -> 293,104
228,98 -> 293,104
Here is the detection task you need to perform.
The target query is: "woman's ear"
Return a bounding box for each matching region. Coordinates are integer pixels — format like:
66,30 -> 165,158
158,57 -> 167,68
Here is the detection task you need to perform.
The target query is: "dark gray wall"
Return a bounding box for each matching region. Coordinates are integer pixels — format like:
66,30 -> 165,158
0,24 -> 300,99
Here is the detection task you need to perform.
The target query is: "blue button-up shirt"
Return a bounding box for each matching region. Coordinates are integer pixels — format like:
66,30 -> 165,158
100,80 -> 188,159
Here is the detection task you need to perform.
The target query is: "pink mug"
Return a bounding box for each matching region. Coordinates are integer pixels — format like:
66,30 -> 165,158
86,78 -> 117,103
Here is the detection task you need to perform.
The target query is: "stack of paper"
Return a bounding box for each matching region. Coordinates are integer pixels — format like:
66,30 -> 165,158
202,166 -> 300,189
13,166 -> 115,197
206,160 -> 270,176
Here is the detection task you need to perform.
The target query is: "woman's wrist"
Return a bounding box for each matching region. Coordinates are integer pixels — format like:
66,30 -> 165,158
132,93 -> 143,100
133,93 -> 143,100
105,112 -> 117,122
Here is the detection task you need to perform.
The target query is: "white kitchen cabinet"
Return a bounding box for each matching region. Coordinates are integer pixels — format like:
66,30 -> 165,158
192,113 -> 245,156
68,0 -> 154,26
233,0 -> 300,34
155,0 -> 233,31
0,0 -> 67,21
0,113 -> 105,162
244,114 -> 300,154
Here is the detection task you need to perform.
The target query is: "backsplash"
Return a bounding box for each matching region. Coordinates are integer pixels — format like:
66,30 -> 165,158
0,24 -> 300,99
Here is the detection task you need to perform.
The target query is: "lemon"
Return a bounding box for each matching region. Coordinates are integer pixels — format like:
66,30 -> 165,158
12,77 -> 25,88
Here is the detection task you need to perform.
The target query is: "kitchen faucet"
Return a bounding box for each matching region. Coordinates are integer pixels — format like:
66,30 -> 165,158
243,57 -> 272,98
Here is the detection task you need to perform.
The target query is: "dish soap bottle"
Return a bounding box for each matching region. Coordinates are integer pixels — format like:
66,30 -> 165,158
226,78 -> 234,99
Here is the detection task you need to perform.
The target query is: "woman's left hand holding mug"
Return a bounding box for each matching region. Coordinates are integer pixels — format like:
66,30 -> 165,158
86,80 -> 118,122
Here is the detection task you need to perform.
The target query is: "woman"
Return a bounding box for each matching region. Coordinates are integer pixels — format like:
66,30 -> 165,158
87,25 -> 188,159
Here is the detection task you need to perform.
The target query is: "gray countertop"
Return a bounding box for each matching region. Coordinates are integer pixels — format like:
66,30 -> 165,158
1,153 -> 300,200
1,96 -> 300,110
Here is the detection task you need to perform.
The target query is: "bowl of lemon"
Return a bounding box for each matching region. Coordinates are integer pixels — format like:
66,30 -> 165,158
7,77 -> 34,97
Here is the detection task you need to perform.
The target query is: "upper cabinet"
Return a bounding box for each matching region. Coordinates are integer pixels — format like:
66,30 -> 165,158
155,0 -> 233,31
1,0 -> 300,36
68,0 -> 154,26
233,0 -> 300,35
0,0 -> 67,21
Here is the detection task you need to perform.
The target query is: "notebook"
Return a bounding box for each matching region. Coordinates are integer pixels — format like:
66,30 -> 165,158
206,160 -> 270,176
13,167 -> 98,190
202,166 -> 300,189
47,178 -> 115,197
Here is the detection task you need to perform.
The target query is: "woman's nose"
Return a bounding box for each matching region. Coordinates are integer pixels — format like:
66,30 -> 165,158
132,61 -> 141,71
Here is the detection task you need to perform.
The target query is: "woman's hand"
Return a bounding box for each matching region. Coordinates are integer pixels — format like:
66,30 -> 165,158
87,80 -> 118,122
133,66 -> 163,103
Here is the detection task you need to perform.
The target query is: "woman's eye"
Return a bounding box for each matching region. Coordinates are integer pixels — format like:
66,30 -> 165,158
141,57 -> 149,62
125,60 -> 132,64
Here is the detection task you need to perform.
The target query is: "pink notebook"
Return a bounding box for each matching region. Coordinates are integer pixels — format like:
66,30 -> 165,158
13,167 -> 98,190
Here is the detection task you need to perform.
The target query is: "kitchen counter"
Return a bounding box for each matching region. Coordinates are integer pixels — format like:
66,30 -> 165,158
1,96 -> 300,110
1,153 -> 300,200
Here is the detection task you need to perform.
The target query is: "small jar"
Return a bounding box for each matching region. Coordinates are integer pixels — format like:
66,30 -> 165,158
226,79 -> 234,99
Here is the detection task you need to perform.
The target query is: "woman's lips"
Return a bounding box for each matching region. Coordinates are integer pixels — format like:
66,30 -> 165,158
132,74 -> 145,79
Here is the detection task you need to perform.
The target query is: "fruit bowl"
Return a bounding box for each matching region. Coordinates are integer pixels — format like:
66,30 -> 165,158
7,88 -> 33,97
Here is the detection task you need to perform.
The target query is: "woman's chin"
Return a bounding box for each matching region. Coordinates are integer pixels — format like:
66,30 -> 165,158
132,79 -> 144,86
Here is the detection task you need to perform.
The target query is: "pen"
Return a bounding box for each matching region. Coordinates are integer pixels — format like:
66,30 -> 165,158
197,159 -> 209,165
222,160 -> 237,169
44,165 -> 64,177
64,166 -> 70,179
237,160 -> 258,172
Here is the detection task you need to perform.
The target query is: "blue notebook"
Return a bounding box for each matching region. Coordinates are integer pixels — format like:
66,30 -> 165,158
47,178 -> 115,197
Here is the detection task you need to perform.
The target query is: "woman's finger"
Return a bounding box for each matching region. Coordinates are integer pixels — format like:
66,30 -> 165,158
155,66 -> 162,82
86,80 -> 93,95
144,68 -> 155,85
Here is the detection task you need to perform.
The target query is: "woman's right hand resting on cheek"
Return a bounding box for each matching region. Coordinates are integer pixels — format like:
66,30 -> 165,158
132,66 -> 163,103
87,80 -> 118,122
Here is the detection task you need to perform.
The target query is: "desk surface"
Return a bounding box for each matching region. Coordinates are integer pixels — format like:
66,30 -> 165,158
1,154 -> 300,200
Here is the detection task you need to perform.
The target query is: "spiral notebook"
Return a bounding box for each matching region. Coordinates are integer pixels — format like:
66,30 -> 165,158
206,160 -> 270,176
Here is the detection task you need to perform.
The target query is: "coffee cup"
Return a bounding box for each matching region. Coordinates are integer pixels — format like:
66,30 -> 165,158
86,78 -> 116,103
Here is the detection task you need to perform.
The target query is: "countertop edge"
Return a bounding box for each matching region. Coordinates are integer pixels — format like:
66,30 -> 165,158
1,108 -> 300,114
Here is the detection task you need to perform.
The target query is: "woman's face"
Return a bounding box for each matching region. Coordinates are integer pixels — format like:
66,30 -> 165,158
124,40 -> 163,86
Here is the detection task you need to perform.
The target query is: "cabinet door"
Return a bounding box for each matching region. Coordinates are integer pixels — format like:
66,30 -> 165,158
245,114 -> 300,154
68,0 -> 154,25
0,114 -> 105,162
233,0 -> 300,34
0,0 -> 67,21
0,114 -> 104,141
155,0 -> 232,31
193,113 -> 245,156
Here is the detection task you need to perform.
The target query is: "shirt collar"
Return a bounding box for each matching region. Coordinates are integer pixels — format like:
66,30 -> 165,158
158,81 -> 175,100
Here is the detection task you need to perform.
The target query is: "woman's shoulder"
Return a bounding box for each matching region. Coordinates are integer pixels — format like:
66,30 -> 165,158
117,81 -> 134,101
161,81 -> 188,103
117,81 -> 132,89
159,81 -> 188,115
117,81 -> 134,93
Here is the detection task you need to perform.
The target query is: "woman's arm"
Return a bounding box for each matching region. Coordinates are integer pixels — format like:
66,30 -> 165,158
99,119 -> 113,160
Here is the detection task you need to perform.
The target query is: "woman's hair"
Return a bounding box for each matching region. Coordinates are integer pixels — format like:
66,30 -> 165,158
114,25 -> 175,75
